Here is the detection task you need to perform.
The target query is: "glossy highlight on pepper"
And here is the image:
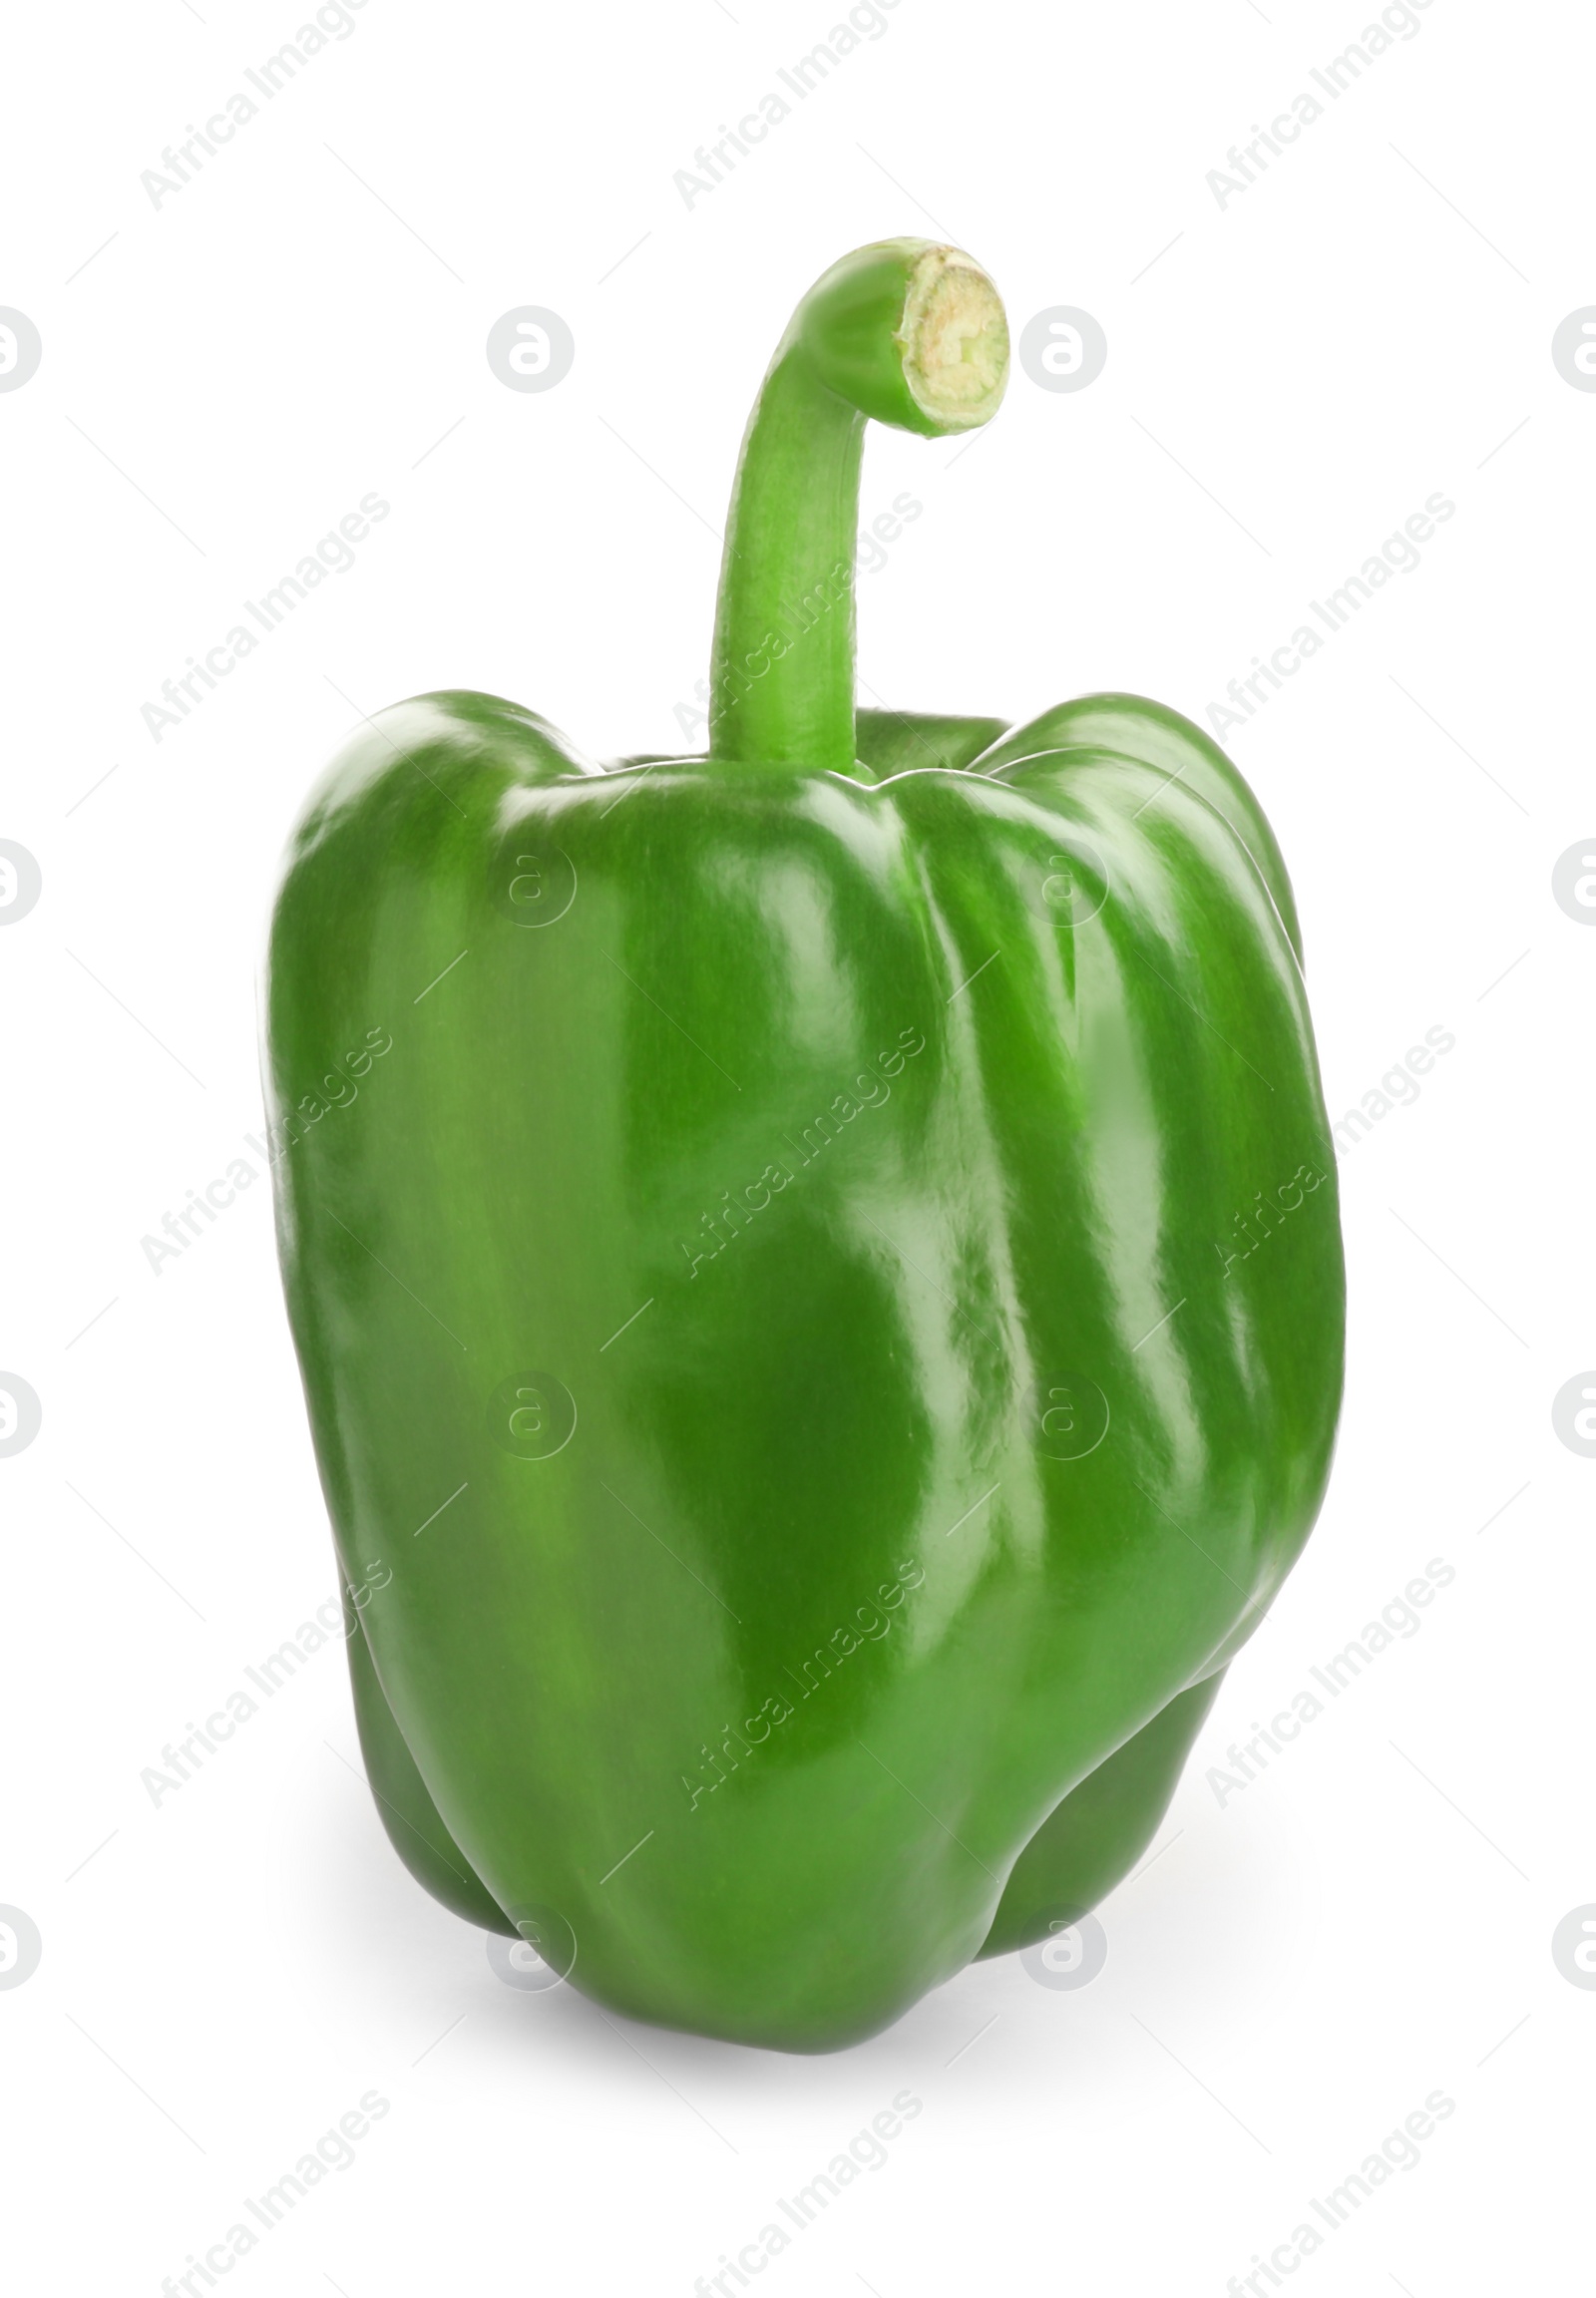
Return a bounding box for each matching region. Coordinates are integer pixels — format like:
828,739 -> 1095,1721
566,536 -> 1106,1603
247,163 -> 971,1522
264,238 -> 1344,2051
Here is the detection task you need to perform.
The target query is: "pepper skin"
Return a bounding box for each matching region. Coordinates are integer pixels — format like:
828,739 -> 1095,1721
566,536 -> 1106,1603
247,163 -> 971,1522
265,240 -> 1344,2051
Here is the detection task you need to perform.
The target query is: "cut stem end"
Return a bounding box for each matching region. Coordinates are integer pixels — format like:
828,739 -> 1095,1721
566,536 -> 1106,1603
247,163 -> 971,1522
900,246 -> 1009,433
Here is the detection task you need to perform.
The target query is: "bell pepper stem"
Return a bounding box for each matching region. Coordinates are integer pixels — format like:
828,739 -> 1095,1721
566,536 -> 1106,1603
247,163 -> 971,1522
707,238 -> 1009,772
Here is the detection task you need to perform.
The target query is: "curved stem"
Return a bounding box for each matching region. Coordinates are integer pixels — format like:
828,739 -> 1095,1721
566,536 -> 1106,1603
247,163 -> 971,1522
707,239 -> 1008,772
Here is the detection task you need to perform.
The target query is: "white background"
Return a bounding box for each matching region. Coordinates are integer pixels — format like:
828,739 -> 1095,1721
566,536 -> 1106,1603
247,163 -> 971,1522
2,0 -> 1589,2289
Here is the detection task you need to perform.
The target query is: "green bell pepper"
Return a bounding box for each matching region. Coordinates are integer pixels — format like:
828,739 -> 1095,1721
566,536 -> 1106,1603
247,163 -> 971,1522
265,239 -> 1344,2052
